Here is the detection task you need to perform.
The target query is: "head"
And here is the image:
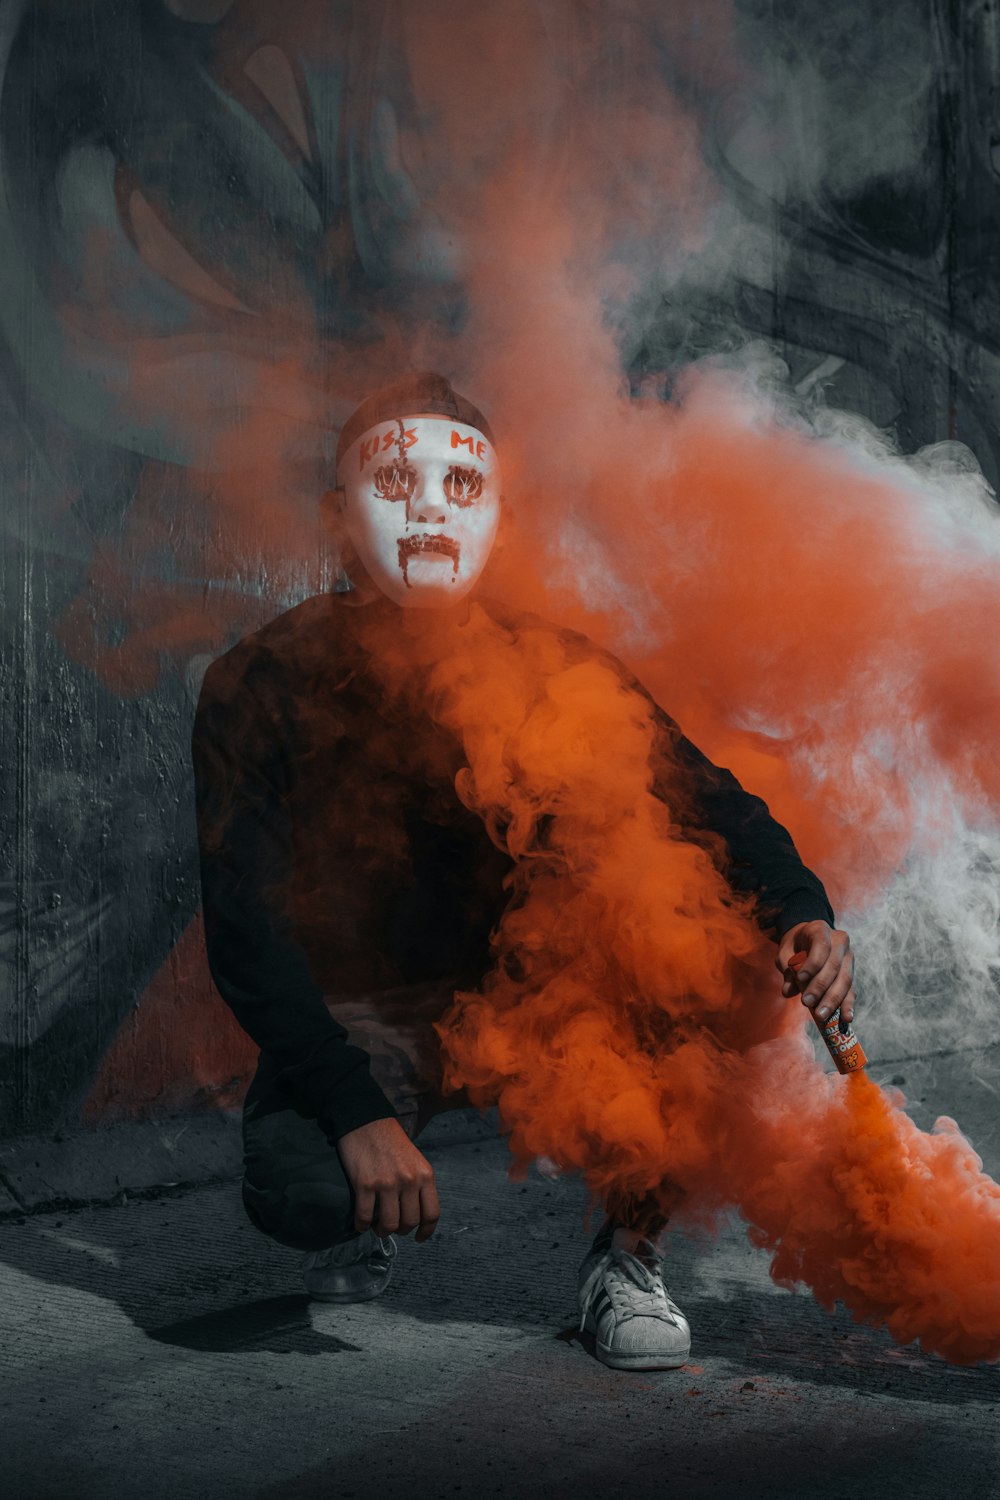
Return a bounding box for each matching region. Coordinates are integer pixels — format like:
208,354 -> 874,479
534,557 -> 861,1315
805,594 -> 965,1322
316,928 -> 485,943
332,373 -> 503,609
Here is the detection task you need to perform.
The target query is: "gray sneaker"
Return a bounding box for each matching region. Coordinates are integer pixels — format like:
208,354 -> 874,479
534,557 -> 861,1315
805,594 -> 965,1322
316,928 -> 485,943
302,1230 -> 397,1303
578,1224 -> 691,1370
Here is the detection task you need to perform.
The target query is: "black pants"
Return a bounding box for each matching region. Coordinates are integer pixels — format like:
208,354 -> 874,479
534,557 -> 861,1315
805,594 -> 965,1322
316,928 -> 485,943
240,987 -> 465,1252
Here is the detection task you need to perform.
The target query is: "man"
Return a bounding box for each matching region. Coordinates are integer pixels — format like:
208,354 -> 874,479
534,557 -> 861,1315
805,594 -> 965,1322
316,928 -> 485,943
192,372 -> 854,1371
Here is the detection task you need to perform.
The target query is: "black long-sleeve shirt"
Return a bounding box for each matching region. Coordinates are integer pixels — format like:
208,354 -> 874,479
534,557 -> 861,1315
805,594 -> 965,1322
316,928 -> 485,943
192,593 -> 833,1142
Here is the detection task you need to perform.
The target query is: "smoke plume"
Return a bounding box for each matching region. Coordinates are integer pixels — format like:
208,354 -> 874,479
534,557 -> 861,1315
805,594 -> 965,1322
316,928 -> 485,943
345,595 -> 1000,1367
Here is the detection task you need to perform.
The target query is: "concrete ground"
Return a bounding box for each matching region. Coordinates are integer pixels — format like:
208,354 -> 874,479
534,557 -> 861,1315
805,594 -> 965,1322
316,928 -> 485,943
2,1047 -> 999,1500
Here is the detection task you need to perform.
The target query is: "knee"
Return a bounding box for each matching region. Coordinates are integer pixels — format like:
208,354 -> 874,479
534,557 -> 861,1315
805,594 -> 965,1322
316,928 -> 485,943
241,1177 -> 355,1253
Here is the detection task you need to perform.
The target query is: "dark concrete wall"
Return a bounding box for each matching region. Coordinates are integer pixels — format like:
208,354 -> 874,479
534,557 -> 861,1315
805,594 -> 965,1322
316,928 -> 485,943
1,0 -> 995,1138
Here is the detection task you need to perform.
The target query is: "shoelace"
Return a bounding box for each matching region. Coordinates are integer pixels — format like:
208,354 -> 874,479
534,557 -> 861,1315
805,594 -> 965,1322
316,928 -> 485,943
578,1242 -> 682,1331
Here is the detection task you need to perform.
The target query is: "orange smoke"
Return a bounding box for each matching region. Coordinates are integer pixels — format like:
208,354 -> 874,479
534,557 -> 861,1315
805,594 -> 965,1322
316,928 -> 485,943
738,1074 -> 1000,1365
353,601 -> 1000,1366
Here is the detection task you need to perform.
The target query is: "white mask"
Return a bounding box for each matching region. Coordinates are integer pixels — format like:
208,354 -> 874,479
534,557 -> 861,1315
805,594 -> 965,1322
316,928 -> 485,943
337,414 -> 502,608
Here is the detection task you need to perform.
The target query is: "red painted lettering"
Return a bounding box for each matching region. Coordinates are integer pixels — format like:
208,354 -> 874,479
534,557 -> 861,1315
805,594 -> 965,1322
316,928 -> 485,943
360,426 -> 420,470
452,431 -> 475,453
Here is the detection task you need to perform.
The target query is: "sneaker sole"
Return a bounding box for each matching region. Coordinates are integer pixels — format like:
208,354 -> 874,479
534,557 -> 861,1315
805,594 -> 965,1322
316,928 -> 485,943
304,1270 -> 394,1304
583,1310 -> 690,1370
595,1340 -> 691,1371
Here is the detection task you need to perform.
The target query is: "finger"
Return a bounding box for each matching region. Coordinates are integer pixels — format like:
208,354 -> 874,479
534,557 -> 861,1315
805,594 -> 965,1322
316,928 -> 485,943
776,935 -> 808,996
377,1186 -> 400,1236
838,985 -> 858,1030
397,1183 -> 421,1238
813,966 -> 855,1024
775,931 -> 802,972
801,959 -> 839,1008
353,1185 -> 376,1235
780,962 -> 804,997
415,1177 -> 441,1243
801,948 -> 851,1007
795,932 -> 833,988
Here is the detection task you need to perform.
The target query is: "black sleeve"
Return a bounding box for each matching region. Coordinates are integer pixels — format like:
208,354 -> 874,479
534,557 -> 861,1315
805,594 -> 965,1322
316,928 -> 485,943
649,705 -> 835,939
191,651 -> 397,1142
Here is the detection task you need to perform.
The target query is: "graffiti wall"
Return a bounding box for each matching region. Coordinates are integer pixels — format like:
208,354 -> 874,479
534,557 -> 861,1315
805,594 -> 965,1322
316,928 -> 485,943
1,0 -> 996,1138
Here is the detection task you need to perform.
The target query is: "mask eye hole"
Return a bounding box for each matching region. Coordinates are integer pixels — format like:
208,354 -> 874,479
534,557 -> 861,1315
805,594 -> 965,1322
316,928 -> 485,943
373,462 -> 417,501
444,466 -> 484,506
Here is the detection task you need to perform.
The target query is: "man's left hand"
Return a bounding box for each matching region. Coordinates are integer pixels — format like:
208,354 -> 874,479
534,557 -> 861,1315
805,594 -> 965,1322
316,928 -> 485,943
775,920 -> 855,1028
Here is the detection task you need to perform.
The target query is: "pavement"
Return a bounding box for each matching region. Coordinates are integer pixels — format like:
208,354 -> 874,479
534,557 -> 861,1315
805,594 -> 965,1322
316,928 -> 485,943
2,1047 -> 1000,1500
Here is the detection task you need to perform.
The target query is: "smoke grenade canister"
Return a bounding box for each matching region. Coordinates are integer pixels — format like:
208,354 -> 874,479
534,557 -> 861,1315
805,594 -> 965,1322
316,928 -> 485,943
790,952 -> 867,1074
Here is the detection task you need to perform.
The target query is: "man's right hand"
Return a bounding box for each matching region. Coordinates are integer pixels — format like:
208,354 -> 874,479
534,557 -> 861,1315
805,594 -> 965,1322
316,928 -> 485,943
336,1116 -> 440,1242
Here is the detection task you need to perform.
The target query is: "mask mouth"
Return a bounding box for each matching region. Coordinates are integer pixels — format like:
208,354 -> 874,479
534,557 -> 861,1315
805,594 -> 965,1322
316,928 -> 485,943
397,533 -> 461,588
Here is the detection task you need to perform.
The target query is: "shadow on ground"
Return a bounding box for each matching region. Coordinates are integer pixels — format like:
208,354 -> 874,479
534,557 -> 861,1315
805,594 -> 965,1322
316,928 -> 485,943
0,1137 -> 995,1408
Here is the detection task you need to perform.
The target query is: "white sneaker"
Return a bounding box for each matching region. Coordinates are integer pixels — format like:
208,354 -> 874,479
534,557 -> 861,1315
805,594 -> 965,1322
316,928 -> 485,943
302,1230 -> 397,1303
578,1224 -> 691,1370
